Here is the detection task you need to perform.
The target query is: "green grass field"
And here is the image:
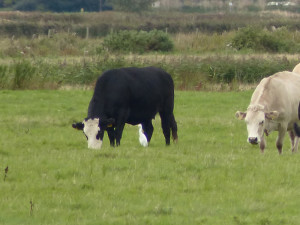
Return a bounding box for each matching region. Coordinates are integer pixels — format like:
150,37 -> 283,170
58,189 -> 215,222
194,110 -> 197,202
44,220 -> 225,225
1,90 -> 300,225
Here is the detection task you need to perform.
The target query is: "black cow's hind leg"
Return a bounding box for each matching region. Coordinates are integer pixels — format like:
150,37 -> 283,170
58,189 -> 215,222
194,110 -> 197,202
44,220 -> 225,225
160,112 -> 171,145
115,123 -> 125,146
170,113 -> 178,142
114,109 -> 129,147
142,121 -> 154,143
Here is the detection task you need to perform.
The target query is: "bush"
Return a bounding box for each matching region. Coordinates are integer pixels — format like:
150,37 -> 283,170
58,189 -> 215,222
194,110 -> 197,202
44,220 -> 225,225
231,26 -> 299,53
13,0 -> 40,11
0,65 -> 9,89
205,57 -> 295,83
12,60 -> 36,89
0,55 -> 297,90
100,30 -> 174,53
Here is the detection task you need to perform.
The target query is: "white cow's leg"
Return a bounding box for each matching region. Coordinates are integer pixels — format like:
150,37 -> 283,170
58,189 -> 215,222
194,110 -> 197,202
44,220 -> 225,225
260,135 -> 266,153
276,125 -> 287,154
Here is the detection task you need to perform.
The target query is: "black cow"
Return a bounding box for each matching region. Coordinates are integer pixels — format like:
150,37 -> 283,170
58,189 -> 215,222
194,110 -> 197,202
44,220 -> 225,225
72,67 -> 178,149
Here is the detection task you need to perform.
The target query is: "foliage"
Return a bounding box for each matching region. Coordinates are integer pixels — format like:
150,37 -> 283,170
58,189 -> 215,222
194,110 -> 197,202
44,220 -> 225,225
266,4 -> 300,13
12,60 -> 35,89
0,55 -> 297,90
0,12 -> 299,90
100,30 -> 174,53
1,11 -> 300,38
231,26 -> 300,53
205,56 -> 295,83
0,64 -> 8,89
13,0 -> 41,11
2,0 -> 16,7
107,0 -> 154,12
11,0 -> 108,12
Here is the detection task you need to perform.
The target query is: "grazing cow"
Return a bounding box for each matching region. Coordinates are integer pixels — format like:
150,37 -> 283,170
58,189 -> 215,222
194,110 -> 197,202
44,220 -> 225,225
235,71 -> 300,154
72,67 -> 178,149
292,62 -> 300,74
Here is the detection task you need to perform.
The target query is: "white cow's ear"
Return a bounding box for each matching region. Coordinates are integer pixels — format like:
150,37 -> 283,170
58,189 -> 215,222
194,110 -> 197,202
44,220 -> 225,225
265,111 -> 279,120
235,111 -> 246,120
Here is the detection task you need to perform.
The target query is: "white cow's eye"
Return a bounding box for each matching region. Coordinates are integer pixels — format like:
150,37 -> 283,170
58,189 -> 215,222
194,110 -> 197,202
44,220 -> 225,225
259,121 -> 264,125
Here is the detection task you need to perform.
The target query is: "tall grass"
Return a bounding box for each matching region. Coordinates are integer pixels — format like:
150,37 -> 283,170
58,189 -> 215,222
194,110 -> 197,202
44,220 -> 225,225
0,33 -> 100,58
0,55 -> 297,90
173,31 -> 235,53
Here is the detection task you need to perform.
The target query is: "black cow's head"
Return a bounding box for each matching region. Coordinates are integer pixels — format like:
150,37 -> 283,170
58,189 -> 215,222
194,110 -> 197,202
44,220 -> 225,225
72,118 -> 115,149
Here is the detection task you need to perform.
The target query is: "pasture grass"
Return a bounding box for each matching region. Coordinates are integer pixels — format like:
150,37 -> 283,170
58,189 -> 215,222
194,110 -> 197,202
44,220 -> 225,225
0,90 -> 300,225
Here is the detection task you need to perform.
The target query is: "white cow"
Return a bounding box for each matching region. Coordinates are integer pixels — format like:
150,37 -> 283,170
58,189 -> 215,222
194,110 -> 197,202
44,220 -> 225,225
236,71 -> 300,154
292,62 -> 300,74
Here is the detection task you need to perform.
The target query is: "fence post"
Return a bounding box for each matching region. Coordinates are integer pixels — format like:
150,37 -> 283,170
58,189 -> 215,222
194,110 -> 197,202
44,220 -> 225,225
86,27 -> 89,39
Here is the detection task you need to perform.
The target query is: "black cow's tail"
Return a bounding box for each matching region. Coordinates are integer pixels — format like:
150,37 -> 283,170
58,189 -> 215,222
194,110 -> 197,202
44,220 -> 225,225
294,123 -> 300,137
170,114 -> 178,143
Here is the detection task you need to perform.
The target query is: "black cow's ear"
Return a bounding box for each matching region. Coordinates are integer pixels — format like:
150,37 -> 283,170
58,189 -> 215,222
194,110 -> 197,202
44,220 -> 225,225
99,118 -> 115,128
72,122 -> 84,130
106,118 -> 115,127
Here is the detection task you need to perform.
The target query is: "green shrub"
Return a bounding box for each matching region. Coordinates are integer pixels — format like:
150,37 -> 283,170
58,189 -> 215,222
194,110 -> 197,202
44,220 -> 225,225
0,56 -> 297,90
0,65 -> 8,89
231,27 -> 264,51
60,54 -> 131,85
205,57 -> 295,83
12,60 -> 36,89
100,30 -> 174,53
231,26 -> 299,53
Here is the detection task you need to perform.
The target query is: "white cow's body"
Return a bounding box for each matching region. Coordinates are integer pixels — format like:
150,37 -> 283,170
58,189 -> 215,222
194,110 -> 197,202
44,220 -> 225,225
292,62 -> 300,74
236,71 -> 300,154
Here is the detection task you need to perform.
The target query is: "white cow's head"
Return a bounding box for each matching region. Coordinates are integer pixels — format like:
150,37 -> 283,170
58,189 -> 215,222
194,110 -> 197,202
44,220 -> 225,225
235,104 -> 279,145
72,118 -> 115,149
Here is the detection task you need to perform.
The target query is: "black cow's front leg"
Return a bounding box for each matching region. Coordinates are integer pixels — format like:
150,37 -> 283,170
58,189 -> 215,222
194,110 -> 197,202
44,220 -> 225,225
142,121 -> 154,143
115,123 -> 125,146
106,127 -> 115,147
114,108 -> 129,146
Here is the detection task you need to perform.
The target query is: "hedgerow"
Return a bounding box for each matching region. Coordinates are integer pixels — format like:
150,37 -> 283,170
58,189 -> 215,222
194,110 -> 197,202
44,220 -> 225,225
231,26 -> 300,53
0,56 -> 297,90
99,30 -> 174,53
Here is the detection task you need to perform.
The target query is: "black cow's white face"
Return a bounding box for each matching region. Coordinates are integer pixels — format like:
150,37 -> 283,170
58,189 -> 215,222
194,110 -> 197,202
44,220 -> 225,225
83,118 -> 103,149
72,118 -> 103,149
73,118 -> 115,149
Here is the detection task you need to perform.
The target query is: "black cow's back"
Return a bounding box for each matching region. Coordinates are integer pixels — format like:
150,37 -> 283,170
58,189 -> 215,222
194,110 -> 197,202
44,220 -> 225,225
88,67 -> 174,125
